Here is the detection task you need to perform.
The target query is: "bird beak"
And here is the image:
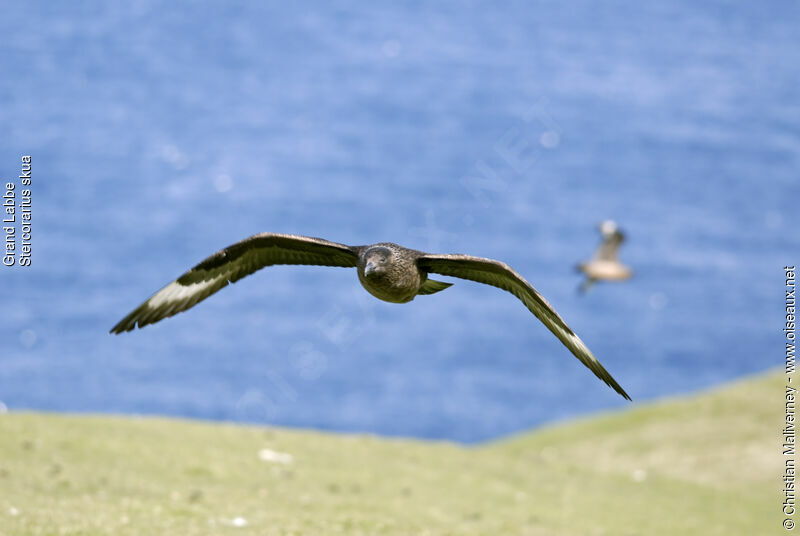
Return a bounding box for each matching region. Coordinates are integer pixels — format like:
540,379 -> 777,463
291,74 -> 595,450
364,261 -> 377,276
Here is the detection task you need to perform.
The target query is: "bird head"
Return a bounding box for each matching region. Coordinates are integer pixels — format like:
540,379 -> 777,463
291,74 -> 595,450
363,246 -> 392,278
598,220 -> 619,238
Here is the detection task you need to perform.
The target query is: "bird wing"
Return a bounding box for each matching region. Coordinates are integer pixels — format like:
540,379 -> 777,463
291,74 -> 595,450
593,230 -> 625,262
110,233 -> 358,333
416,254 -> 630,400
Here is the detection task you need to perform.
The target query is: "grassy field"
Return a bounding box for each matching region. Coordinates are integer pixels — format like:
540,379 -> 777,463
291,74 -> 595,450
0,370 -> 782,535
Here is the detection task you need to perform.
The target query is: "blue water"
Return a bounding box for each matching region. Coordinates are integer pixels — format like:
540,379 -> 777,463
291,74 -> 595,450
0,1 -> 797,442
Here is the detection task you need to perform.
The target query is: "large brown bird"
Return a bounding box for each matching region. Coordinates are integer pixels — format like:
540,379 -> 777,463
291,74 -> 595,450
111,233 -> 630,400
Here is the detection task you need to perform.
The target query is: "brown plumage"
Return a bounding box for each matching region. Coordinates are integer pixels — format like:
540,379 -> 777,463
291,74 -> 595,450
111,233 -> 630,400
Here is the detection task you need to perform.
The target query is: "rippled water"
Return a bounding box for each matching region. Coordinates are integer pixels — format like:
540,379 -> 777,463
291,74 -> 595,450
0,1 -> 797,441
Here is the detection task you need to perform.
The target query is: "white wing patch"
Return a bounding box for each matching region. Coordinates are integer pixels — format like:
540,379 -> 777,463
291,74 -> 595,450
111,233 -> 360,334
417,254 -> 631,400
147,277 -> 226,309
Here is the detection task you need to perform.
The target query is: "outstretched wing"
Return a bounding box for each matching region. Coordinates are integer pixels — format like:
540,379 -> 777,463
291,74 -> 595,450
416,254 -> 630,400
594,229 -> 625,262
110,233 -> 358,333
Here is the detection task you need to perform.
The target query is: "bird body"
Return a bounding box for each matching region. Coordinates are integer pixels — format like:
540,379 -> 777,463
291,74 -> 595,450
577,259 -> 632,281
356,243 -> 426,303
112,233 -> 630,400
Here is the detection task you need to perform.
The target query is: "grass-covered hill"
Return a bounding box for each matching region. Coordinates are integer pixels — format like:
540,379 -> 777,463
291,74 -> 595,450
0,370 -> 780,535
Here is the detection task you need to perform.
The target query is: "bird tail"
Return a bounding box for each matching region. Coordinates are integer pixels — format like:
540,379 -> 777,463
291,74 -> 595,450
418,279 -> 453,295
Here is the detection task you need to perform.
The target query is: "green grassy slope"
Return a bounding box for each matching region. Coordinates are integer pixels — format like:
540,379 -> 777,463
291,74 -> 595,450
0,370 -> 782,535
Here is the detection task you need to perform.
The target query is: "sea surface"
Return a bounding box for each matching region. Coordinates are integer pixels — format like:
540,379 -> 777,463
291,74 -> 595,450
0,1 -> 797,442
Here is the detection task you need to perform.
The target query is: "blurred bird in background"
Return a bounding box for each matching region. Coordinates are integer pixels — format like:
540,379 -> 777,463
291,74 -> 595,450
577,220 -> 632,293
